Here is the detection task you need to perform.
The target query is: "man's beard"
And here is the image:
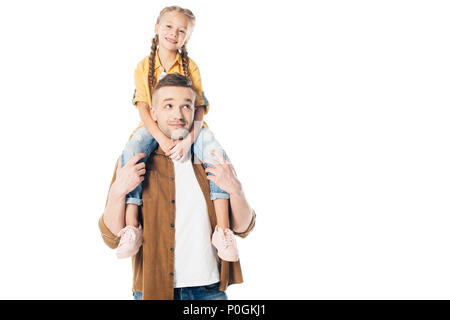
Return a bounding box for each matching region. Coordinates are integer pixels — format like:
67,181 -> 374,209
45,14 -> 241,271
169,127 -> 190,141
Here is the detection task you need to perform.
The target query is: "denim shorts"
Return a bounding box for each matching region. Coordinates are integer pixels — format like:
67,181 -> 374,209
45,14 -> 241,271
133,282 -> 227,300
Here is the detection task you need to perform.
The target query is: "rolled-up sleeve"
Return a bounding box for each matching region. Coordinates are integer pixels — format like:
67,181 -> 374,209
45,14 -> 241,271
133,57 -> 150,106
233,209 -> 256,239
189,59 -> 210,115
98,160 -> 121,249
98,215 -> 120,249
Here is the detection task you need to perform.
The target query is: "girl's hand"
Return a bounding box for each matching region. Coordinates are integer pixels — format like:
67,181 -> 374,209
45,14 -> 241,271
158,135 -> 177,155
167,138 -> 192,161
112,153 -> 147,197
203,150 -> 243,196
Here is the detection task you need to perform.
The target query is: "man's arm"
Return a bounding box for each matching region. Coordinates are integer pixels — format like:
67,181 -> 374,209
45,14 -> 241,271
229,188 -> 256,237
99,154 -> 147,248
203,150 -> 256,237
99,161 -> 124,249
102,177 -> 127,236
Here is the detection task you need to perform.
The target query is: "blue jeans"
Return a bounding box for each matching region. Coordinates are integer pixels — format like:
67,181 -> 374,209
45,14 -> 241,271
121,126 -> 230,206
133,282 -> 227,300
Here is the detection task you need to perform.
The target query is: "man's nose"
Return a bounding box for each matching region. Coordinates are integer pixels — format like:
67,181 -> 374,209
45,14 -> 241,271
170,106 -> 183,119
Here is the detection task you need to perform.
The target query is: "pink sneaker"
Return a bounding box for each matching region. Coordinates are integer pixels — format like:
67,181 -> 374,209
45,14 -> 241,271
116,225 -> 143,259
212,226 -> 239,262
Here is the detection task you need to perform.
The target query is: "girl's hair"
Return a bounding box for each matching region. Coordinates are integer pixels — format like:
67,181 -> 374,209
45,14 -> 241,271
148,6 -> 196,96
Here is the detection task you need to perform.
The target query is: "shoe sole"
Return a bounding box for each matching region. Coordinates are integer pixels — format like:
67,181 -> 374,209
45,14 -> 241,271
217,251 -> 239,262
116,246 -> 141,259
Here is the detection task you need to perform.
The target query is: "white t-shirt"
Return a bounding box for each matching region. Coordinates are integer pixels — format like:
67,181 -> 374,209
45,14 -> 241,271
172,157 -> 220,288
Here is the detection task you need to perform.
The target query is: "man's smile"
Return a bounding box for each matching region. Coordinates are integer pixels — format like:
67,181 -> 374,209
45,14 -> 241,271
169,122 -> 185,128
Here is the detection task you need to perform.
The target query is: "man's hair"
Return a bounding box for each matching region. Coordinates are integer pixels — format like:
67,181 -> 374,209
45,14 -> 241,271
154,73 -> 194,92
152,73 -> 196,106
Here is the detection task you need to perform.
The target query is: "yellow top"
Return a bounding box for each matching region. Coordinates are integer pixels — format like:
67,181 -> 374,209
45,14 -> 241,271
133,51 -> 209,110
132,51 -> 210,134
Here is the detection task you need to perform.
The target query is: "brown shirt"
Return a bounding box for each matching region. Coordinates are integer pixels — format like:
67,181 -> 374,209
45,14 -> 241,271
98,146 -> 256,300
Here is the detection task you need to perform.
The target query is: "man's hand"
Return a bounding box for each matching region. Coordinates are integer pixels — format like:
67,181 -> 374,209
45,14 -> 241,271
203,150 -> 243,196
112,153 -> 147,197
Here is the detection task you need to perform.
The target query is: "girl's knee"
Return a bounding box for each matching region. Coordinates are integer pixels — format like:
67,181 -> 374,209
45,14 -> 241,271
123,136 -> 148,162
199,127 -> 215,143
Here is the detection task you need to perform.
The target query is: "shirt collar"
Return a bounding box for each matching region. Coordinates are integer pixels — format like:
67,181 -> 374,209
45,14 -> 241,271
154,49 -> 183,71
153,145 -> 197,161
154,145 -> 166,156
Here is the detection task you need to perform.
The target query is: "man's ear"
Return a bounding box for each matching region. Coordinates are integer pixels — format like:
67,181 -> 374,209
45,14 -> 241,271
150,105 -> 157,122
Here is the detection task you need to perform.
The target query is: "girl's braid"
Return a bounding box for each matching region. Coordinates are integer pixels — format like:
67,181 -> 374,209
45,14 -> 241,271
148,35 -> 159,97
180,45 -> 191,80
149,6 -> 195,93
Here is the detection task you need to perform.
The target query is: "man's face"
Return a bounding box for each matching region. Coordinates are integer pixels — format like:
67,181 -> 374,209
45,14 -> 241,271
151,86 -> 196,140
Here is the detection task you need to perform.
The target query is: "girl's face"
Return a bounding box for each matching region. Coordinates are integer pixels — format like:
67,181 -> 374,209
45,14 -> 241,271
155,12 -> 192,52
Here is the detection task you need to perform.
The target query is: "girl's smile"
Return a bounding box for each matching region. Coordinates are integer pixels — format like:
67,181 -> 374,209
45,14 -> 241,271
156,11 -> 191,51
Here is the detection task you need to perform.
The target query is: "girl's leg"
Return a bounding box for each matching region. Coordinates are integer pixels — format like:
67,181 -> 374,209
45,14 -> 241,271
214,199 -> 230,229
125,204 -> 139,227
192,127 -> 231,227
121,125 -> 159,206
192,127 -> 230,201
121,125 -> 159,225
117,125 -> 158,259
193,127 -> 238,262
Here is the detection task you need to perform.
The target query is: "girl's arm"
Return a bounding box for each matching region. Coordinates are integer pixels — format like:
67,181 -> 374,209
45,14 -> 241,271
165,105 -> 205,160
136,101 -> 175,153
188,105 -> 206,144
189,60 -> 208,144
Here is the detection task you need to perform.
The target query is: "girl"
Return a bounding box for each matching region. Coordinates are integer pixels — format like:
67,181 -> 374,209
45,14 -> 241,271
116,6 -> 239,263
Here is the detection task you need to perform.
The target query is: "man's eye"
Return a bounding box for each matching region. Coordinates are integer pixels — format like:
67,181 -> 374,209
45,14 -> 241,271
165,104 -> 172,109
180,30 -> 185,34
166,25 -> 171,28
183,105 -> 192,109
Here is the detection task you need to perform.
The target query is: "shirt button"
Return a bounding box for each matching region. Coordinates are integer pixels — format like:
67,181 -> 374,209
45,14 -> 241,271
170,248 -> 174,252
169,272 -> 174,276
170,223 -> 174,228
170,177 -> 174,181
171,200 -> 175,203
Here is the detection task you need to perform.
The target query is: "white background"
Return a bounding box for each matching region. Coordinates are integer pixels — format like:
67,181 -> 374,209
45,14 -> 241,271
0,0 -> 449,299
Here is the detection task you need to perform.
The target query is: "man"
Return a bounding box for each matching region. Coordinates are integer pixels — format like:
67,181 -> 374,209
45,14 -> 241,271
99,73 -> 256,300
